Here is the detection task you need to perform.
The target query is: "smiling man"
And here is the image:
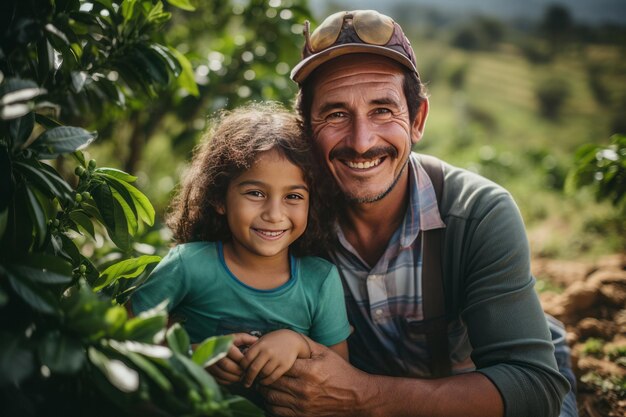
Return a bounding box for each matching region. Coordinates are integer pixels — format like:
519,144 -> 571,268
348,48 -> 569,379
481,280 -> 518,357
260,10 -> 577,417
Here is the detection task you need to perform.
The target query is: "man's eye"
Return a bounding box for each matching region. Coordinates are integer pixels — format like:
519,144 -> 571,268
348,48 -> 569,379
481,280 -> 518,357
374,108 -> 391,115
327,112 -> 346,120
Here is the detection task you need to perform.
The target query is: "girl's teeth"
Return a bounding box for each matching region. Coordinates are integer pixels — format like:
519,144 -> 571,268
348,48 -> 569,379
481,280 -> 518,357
258,230 -> 283,236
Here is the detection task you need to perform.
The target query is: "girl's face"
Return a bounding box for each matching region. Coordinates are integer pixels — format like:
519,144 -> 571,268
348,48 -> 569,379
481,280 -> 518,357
218,149 -> 310,262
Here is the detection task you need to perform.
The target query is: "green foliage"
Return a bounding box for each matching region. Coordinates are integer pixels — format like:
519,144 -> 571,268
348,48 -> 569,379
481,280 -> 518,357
582,338 -> 605,357
535,76 -> 571,120
566,134 -> 626,210
0,1 -> 266,415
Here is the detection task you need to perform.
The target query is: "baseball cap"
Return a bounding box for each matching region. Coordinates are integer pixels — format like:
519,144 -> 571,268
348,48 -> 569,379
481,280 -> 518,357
290,10 -> 419,84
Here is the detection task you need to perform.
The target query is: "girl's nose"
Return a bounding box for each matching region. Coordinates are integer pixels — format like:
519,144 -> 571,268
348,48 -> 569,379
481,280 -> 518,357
262,198 -> 283,222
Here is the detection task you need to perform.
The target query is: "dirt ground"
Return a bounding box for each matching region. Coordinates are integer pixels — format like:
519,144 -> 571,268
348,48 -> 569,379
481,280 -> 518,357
533,253 -> 626,417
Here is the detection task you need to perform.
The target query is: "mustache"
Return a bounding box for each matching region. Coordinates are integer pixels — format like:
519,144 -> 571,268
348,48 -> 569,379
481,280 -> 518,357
329,146 -> 398,161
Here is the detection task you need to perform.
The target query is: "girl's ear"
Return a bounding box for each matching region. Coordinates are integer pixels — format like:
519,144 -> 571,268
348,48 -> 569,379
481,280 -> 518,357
215,203 -> 225,215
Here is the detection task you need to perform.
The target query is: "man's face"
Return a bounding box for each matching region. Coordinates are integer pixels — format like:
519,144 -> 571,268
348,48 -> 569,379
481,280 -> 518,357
309,54 -> 427,203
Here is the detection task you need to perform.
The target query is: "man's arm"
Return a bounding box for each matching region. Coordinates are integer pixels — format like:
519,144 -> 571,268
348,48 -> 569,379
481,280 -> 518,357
262,343 -> 503,417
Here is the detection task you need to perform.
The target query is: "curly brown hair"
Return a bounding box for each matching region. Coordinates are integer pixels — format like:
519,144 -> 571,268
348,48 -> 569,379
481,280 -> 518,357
166,102 -> 335,257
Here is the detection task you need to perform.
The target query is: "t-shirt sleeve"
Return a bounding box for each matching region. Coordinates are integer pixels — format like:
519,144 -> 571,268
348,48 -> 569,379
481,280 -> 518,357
308,265 -> 351,346
131,246 -> 189,315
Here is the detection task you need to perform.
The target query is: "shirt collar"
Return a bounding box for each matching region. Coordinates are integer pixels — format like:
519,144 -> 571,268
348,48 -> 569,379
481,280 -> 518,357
399,153 -> 446,248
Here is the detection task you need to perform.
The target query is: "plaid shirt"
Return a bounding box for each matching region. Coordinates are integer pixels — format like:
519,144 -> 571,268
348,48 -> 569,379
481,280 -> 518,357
332,153 -> 475,377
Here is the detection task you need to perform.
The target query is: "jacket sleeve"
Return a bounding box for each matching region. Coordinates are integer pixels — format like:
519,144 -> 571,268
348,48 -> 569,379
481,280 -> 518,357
456,192 -> 570,417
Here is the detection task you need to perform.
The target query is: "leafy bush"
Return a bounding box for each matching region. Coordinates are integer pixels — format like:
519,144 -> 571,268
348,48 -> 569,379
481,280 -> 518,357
566,134 -> 626,210
535,76 -> 571,120
0,1 -> 263,415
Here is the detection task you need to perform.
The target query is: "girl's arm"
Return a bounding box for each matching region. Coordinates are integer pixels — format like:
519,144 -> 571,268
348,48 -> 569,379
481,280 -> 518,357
238,329 -> 318,387
328,340 -> 349,361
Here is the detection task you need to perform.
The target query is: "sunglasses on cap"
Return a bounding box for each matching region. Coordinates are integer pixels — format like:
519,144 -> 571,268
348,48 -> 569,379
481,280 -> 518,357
291,10 -> 418,84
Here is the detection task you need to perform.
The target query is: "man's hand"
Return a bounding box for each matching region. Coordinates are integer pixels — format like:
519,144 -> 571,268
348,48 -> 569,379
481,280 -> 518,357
239,329 -> 312,388
259,343 -> 370,417
206,333 -> 258,385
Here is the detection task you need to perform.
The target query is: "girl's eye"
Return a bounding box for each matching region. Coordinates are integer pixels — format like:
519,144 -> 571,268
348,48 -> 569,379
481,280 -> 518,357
285,193 -> 305,201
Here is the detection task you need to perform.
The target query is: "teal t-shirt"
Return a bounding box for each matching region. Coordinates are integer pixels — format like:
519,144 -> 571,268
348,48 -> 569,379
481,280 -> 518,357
131,241 -> 351,346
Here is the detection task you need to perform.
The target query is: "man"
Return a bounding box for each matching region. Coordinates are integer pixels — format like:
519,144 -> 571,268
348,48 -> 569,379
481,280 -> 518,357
259,10 -> 576,417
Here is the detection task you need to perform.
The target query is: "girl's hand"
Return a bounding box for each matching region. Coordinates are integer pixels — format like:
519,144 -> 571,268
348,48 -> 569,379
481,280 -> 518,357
206,333 -> 259,385
239,329 -> 311,388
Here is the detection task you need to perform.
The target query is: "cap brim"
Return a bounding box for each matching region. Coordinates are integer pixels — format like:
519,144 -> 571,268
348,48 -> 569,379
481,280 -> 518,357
290,43 -> 418,84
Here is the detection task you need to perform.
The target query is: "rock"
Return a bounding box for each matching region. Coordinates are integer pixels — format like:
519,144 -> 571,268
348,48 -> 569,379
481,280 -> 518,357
560,281 -> 599,315
577,318 -> 615,339
587,269 -> 626,286
599,282 -> 626,307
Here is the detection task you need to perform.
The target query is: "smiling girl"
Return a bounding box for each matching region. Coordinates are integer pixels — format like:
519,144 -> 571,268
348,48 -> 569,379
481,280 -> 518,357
130,103 -> 349,391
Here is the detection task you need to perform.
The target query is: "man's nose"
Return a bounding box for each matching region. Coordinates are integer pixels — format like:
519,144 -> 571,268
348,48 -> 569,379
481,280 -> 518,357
347,116 -> 375,155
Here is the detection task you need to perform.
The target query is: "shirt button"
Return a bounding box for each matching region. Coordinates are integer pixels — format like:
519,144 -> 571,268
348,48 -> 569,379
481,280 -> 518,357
375,309 -> 384,316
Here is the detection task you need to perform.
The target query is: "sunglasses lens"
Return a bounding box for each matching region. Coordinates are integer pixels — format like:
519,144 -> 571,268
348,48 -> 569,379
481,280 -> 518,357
353,10 -> 394,45
309,11 -> 345,52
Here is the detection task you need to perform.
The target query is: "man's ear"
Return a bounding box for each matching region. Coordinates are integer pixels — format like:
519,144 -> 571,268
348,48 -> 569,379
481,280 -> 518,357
411,98 -> 429,144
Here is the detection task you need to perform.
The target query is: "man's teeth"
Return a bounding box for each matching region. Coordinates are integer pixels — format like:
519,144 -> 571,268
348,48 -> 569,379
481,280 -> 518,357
257,230 -> 283,236
346,158 -> 382,169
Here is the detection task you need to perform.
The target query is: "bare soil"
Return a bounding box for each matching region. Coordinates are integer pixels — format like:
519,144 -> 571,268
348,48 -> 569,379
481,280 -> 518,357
534,253 -> 626,417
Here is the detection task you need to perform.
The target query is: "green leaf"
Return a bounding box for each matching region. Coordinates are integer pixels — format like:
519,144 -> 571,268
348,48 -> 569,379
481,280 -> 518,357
88,347 -> 139,393
96,167 -> 137,183
225,396 -> 266,417
10,254 -> 72,284
134,44 -> 170,85
25,184 -> 47,248
173,353 -> 222,401
31,126 -> 97,159
14,161 -> 72,201
44,23 -> 70,45
91,183 -> 131,251
166,323 -> 190,356
94,255 -> 161,291
107,339 -> 172,359
1,102 -> 34,120
0,335 -> 35,386
69,210 -> 96,238
122,313 -> 168,343
0,79 -> 47,106
110,185 -> 138,236
122,0 -> 138,22
150,44 -> 182,77
115,178 -> 155,226
0,286 -> 7,306
9,112 -> 35,150
170,47 -> 199,96
191,335 -> 232,368
38,331 -> 85,374
6,271 -> 59,314
120,349 -> 173,391
0,208 -> 8,242
33,113 -> 61,129
166,0 -> 196,11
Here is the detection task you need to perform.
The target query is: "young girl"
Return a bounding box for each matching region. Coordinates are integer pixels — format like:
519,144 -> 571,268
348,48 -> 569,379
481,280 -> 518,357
131,103 -> 350,390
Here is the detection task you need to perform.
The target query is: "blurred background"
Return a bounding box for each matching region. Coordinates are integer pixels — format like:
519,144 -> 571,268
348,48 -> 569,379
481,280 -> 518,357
82,0 -> 626,261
